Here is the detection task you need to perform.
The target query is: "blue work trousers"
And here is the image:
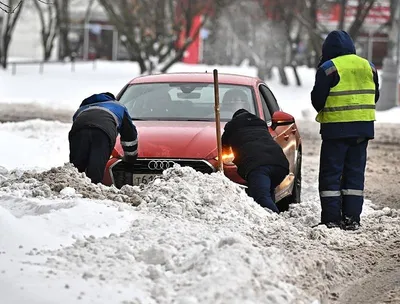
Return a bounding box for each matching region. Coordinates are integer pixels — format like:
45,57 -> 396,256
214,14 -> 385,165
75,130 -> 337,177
319,137 -> 369,223
247,165 -> 288,213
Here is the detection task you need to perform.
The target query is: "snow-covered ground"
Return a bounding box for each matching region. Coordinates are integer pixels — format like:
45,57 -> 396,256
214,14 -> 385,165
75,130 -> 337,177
0,61 -> 399,304
1,60 -> 399,122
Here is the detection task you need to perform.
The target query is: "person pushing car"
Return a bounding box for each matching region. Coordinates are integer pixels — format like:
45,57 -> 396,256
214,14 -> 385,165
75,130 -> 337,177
68,92 -> 138,184
221,108 -> 289,213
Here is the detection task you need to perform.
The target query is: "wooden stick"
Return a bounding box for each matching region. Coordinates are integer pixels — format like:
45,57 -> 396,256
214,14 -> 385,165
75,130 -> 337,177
213,69 -> 224,172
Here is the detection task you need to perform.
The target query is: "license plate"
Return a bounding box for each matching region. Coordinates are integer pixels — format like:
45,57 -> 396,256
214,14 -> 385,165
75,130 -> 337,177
132,174 -> 160,186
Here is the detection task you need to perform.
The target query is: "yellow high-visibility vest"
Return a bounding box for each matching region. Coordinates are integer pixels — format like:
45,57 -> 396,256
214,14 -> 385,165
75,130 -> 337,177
316,54 -> 376,123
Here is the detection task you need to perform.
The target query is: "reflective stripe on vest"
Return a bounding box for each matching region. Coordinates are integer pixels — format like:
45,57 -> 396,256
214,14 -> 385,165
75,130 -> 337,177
316,54 -> 376,123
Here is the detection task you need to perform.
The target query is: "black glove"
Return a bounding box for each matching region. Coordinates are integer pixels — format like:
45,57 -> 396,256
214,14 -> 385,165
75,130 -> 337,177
122,154 -> 137,164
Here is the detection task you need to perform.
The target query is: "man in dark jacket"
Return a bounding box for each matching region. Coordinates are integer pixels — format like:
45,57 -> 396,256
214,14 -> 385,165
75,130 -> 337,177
69,92 -> 138,184
221,109 -> 289,213
311,30 -> 380,230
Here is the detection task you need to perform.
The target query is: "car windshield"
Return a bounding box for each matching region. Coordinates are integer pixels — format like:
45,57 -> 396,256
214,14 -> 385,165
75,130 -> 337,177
118,82 -> 256,121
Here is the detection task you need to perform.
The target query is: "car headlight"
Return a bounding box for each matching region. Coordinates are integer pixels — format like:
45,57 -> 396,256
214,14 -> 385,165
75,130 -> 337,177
215,152 -> 235,165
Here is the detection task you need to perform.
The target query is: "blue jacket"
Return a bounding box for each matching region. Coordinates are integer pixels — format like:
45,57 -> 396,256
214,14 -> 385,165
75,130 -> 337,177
71,93 -> 138,161
311,30 -> 380,140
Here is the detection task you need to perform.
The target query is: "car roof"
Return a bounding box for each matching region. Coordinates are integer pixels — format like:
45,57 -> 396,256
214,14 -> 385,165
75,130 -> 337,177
128,72 -> 262,86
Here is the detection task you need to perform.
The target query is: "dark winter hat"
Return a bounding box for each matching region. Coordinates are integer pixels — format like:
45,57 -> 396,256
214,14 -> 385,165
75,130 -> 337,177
233,108 -> 248,118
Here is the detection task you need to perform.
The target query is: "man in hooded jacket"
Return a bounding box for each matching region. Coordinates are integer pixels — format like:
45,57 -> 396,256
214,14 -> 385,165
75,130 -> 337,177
69,92 -> 138,184
311,30 -> 380,230
221,109 -> 289,213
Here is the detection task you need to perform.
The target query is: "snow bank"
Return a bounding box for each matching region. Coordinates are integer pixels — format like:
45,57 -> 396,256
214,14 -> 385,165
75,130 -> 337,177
1,164 -> 399,304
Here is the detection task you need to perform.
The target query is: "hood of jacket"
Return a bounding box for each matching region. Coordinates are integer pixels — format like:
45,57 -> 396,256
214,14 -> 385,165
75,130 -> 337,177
80,93 -> 115,107
320,30 -> 356,64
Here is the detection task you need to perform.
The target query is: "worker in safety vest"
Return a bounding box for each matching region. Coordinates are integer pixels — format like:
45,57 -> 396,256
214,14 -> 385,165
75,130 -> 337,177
311,30 -> 380,230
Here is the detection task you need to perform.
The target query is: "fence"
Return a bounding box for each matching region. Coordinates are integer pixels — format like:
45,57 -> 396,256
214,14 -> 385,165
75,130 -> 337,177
6,58 -> 99,75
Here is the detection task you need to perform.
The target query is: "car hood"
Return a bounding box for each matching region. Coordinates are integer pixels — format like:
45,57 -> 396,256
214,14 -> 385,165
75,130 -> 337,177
114,121 -> 227,159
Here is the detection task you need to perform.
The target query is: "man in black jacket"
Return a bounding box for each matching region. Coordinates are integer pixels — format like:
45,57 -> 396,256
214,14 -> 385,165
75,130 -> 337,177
221,109 -> 289,213
69,92 -> 138,184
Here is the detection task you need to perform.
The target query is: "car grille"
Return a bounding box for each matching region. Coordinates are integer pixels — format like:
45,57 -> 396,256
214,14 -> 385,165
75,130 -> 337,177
110,159 -> 216,189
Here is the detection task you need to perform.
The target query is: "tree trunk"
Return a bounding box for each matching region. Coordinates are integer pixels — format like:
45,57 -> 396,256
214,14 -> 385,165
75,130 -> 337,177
160,52 -> 185,73
0,1 -> 25,69
44,47 -> 52,61
57,0 -> 71,60
338,0 -> 347,30
138,57 -> 147,75
291,65 -> 301,86
1,40 -> 9,69
306,0 -> 321,68
279,66 -> 289,86
348,0 -> 376,42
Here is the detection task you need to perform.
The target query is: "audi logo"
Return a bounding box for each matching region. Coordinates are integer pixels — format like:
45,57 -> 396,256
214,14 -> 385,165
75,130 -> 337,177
148,160 -> 176,170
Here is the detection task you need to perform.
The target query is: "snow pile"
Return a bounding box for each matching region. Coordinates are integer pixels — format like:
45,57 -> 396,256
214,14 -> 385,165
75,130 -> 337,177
0,163 -> 142,206
1,164 -> 399,304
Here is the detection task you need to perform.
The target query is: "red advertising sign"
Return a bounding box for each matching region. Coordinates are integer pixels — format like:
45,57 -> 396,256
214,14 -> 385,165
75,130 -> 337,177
317,0 -> 390,27
178,14 -> 202,64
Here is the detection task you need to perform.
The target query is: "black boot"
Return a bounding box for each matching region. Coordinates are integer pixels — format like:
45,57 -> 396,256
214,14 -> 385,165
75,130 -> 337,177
342,216 -> 361,231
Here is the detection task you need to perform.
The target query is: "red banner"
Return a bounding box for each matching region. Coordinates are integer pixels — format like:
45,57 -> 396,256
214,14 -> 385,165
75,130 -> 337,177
177,14 -> 202,64
317,1 -> 390,27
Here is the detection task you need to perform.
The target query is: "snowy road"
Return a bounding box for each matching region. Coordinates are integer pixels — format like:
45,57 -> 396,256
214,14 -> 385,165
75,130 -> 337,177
297,120 -> 400,304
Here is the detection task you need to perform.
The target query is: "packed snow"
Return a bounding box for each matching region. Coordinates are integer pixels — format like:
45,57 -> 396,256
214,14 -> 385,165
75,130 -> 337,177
0,61 -> 399,303
1,162 -> 399,304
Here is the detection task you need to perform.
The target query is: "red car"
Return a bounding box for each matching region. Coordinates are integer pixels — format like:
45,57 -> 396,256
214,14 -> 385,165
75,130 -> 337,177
102,72 -> 302,209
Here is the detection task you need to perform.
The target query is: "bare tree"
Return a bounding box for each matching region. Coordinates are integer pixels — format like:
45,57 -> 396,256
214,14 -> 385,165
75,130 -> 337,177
33,0 -> 58,61
0,0 -> 22,13
341,0 -> 377,41
286,0 -> 377,66
260,0 -> 307,85
0,0 -> 24,68
338,0 -> 348,30
98,0 -> 229,74
53,0 -> 71,60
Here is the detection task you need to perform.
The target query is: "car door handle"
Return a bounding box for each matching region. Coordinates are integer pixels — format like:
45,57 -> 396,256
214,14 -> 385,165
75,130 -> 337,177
284,134 -> 290,140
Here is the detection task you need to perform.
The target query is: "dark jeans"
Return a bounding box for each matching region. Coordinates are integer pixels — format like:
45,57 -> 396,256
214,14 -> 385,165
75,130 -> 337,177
319,137 -> 369,224
246,165 -> 288,213
69,128 -> 112,184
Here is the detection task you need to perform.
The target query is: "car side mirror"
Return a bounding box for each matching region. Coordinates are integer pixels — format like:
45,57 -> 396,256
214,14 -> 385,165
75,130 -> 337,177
271,111 -> 295,129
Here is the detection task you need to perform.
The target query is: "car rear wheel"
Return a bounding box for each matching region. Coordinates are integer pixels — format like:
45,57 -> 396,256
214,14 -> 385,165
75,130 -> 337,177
277,149 -> 302,212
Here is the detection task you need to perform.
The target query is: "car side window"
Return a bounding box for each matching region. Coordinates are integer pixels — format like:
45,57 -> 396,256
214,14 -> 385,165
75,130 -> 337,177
259,88 -> 272,122
260,84 -> 280,114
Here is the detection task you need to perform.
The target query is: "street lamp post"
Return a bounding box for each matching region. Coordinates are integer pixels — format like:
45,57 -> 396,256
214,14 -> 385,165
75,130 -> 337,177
377,2 -> 400,111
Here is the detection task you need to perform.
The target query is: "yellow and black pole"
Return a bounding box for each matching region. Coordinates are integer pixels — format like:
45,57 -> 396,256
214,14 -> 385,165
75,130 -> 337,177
213,69 -> 224,173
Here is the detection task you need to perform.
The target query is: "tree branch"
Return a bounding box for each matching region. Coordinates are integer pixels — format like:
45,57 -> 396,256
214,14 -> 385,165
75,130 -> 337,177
0,0 -> 22,13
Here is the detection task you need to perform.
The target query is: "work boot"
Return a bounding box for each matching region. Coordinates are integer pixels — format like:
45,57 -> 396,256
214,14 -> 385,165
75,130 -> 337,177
342,216 -> 361,231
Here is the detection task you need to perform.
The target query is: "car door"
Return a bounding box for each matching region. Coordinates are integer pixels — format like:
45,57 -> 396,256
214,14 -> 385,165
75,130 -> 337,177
259,84 -> 296,200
